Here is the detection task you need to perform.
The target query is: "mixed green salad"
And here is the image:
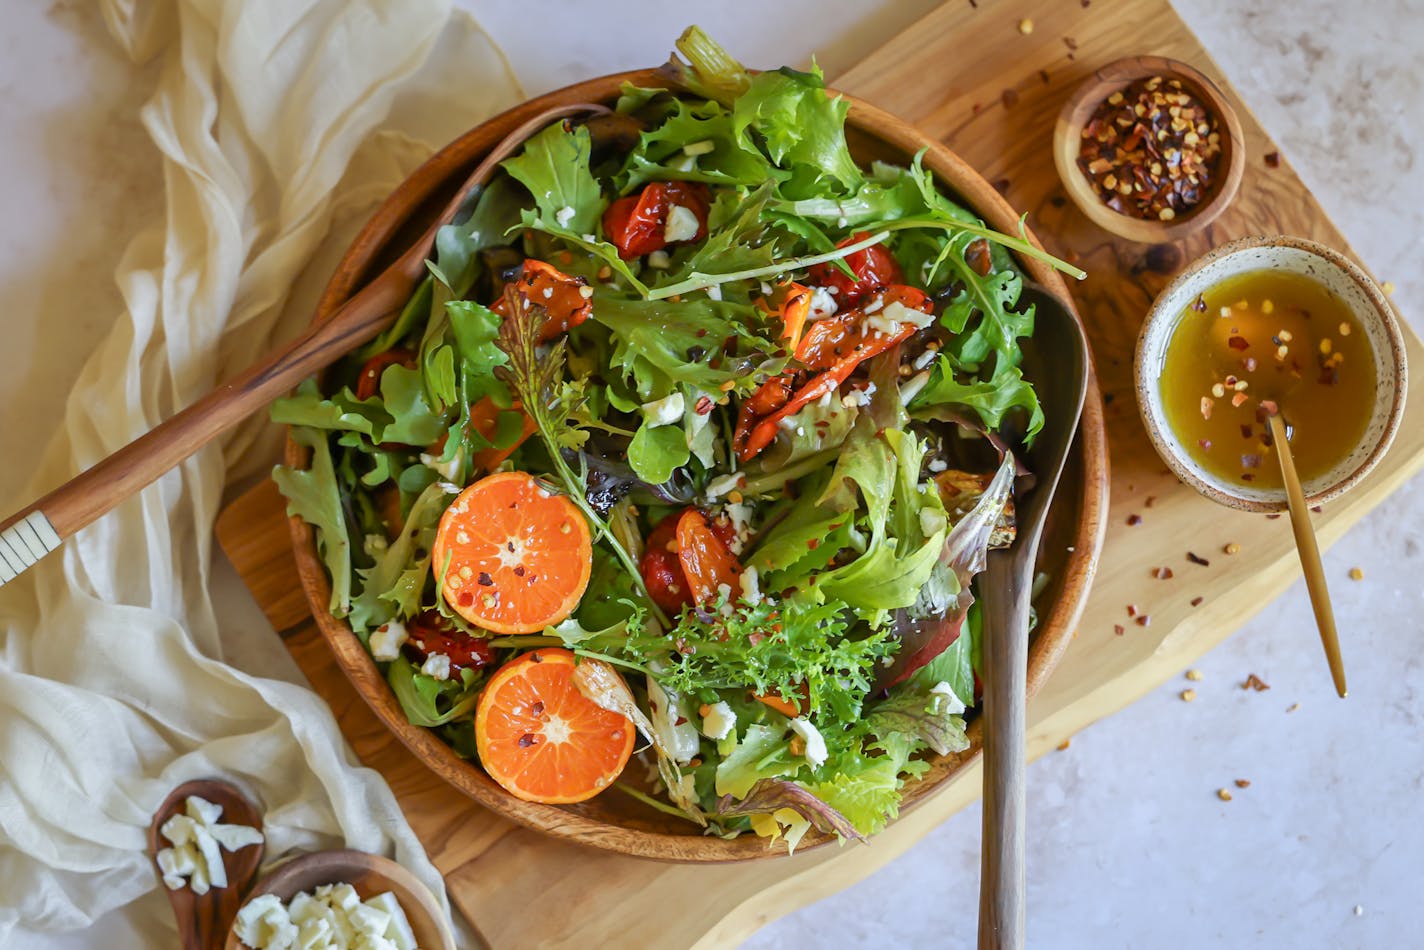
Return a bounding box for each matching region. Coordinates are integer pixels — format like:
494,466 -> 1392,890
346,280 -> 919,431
274,28 -> 1076,849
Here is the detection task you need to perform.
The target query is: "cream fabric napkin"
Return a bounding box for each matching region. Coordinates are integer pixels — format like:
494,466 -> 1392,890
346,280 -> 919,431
0,0 -> 520,944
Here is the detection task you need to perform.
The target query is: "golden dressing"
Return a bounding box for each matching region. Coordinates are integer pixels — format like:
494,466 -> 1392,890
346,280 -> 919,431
1159,269 -> 1374,490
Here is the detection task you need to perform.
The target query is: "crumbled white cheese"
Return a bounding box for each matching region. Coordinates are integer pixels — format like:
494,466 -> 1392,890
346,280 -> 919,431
723,500 -> 753,555
580,233 -> 598,244
369,620 -> 409,662
641,391 -> 685,427
647,249 -> 671,269
919,508 -> 947,539
739,565 -> 762,604
158,796 -> 263,895
928,458 -> 949,474
864,311 -> 899,337
899,370 -> 932,404
682,139 -> 716,156
930,680 -> 968,715
863,296 -> 885,315
664,204 -> 700,243
420,445 -> 464,481
554,205 -> 576,227
841,388 -> 872,409
420,653 -> 451,681
807,285 -> 838,321
883,299 -> 936,329
706,284 -> 722,301
700,701 -> 737,741
788,718 -> 829,768
912,347 -> 939,370
235,887 -> 418,950
704,471 -> 743,501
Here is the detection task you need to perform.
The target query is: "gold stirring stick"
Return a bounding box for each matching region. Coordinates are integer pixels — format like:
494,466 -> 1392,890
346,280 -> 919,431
1267,412 -> 1348,697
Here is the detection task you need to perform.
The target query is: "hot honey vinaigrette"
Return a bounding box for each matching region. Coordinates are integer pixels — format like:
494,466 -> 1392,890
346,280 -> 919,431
1158,269 -> 1374,490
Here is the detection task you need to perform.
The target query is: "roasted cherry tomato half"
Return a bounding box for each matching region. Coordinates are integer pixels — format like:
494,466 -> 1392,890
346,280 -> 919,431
490,259 -> 593,339
601,181 -> 711,260
639,509 -> 742,614
806,232 -> 904,306
402,611 -> 496,673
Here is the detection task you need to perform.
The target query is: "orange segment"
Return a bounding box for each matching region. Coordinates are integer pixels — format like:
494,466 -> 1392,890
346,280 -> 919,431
432,471 -> 593,634
475,649 -> 636,804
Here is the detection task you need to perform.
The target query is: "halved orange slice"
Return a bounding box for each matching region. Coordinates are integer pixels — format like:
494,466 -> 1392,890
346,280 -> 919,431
432,471 -> 592,634
475,649 -> 635,804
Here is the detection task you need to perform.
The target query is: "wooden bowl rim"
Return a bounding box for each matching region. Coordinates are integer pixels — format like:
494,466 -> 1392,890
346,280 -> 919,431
1132,233 -> 1409,512
223,849 -> 455,950
283,68 -> 1109,862
1052,55 -> 1245,245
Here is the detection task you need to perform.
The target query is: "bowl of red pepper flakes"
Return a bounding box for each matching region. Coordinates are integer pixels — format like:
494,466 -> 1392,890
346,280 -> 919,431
1053,55 -> 1245,245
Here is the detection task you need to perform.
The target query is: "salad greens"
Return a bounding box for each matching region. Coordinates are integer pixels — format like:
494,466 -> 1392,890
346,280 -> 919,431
273,26 -> 1073,848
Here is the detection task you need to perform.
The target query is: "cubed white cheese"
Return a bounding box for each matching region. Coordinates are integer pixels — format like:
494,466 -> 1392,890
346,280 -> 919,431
912,347 -> 939,370
420,653 -> 451,681
162,873 -> 185,891
919,508 -> 947,538
700,701 -> 737,741
235,895 -> 289,948
640,392 -> 684,427
738,565 -> 762,604
682,139 -> 716,156
208,822 -> 264,851
930,680 -> 968,715
327,883 -> 361,914
704,471 -> 742,501
184,795 -> 224,827
419,445 -> 464,481
192,823 -> 227,889
156,845 -> 194,879
287,891 -> 323,925
928,458 -> 949,473
647,249 -> 671,269
348,902 -> 392,938
722,500 -> 753,555
807,285 -> 838,321
705,284 -> 722,302
159,813 -> 198,848
554,205 -> 576,227
189,860 -> 210,896
664,204 -> 699,243
364,892 -> 418,950
882,299 -> 936,329
788,718 -> 829,768
294,915 -> 331,950
368,620 -> 408,662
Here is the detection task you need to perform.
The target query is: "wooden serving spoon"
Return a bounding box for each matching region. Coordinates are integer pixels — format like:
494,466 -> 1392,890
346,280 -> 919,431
148,779 -> 265,950
0,102 -> 608,589
1267,412 -> 1347,697
977,285 -> 1089,950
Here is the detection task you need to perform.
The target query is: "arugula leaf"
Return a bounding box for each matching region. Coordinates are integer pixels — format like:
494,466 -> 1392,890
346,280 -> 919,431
501,121 -> 603,235
349,480 -> 457,634
387,656 -> 483,727
273,427 -> 352,616
628,420 -> 690,483
431,174 -> 528,298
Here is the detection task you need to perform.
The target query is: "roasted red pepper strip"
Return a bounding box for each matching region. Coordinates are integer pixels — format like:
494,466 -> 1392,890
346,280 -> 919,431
733,375 -> 792,459
490,259 -> 592,339
736,285 -> 935,462
806,232 -> 904,306
354,347 -> 416,401
602,181 -> 711,260
402,610 -> 495,673
676,508 -> 743,605
761,282 -> 812,353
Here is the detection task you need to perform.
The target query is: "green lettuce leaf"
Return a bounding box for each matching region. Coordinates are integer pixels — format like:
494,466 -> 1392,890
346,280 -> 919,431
387,656 -> 483,727
715,723 -> 797,798
348,480 -> 457,635
272,427 -> 351,616
732,66 -> 862,195
501,121 -> 604,235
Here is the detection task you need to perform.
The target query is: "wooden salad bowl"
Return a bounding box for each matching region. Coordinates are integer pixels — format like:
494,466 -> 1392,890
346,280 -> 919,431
284,69 -> 1110,862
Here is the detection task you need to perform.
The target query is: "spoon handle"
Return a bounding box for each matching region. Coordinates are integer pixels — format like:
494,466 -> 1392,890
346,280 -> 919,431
978,552 -> 1029,950
1268,414 -> 1347,697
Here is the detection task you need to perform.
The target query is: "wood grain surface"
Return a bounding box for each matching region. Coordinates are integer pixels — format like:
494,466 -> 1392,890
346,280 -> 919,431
215,0 -> 1424,946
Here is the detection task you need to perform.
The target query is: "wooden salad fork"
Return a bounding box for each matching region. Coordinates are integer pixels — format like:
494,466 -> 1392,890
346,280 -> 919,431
0,103 -> 607,587
978,284 -> 1089,950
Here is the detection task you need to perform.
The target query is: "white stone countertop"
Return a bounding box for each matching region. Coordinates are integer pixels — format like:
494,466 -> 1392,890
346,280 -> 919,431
3,1 -> 1421,947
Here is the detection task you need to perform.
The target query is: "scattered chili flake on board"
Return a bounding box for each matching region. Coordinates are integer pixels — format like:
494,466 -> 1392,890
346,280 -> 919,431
1186,551 -> 1210,567
1135,615 -> 1151,627
1264,151 -> 1280,168
1076,75 -> 1223,220
1152,566 -> 1174,579
1145,495 -> 1157,508
1126,513 -> 1143,526
1126,604 -> 1138,617
1113,624 -> 1125,636
1243,673 -> 1270,691
1234,779 -> 1251,789
1190,596 -> 1204,607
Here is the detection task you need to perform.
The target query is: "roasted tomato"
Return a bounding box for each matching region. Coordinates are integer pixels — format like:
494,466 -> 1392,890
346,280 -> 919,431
807,232 -> 904,305
601,181 -> 711,260
402,611 -> 496,672
354,347 -> 415,401
490,259 -> 593,339
639,509 -> 742,614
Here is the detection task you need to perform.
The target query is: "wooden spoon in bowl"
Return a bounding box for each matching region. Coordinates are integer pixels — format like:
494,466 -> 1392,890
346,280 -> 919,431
977,285 -> 1089,950
0,102 -> 608,588
148,779 -> 265,950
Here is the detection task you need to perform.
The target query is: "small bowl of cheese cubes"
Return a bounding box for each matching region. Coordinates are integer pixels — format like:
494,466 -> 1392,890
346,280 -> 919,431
226,849 -> 454,950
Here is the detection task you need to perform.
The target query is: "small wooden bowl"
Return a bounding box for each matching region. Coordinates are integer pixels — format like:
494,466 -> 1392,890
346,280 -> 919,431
1135,234 -> 1408,512
285,68 -> 1110,861
224,850 -> 455,950
1053,55 -> 1245,244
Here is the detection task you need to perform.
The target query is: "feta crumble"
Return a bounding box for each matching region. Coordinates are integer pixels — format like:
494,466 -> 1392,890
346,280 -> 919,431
157,796 -> 264,896
807,285 -> 838,321
664,204 -> 699,243
420,653 -> 451,681
788,718 -> 829,768
647,249 -> 672,269
930,680 -> 968,715
369,620 -> 408,662
682,139 -> 716,156
554,205 -> 576,228
700,701 -> 737,741
641,392 -> 685,427
235,884 -> 420,950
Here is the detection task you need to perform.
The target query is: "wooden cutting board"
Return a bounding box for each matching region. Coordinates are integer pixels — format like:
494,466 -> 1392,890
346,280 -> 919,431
215,0 -> 1423,946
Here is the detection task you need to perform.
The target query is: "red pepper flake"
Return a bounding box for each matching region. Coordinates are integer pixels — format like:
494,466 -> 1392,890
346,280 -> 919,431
1145,495 -> 1157,508
1198,438 -> 1212,450
1135,614 -> 1151,627
1190,596 -> 1204,607
1264,151 -> 1280,168
1114,624 -> 1125,635
1241,473 -> 1255,481
1039,68 -> 1051,84
1242,673 -> 1270,691
806,538 -> 820,550
1192,294 -> 1208,313
695,395 -> 714,415
1266,513 -> 1282,519
1127,604 -> 1138,617
1227,336 -> 1250,350
674,716 -> 688,726
1310,505 -> 1323,513
1186,551 -> 1210,567
1127,513 -> 1143,526
530,651 -> 543,663
1152,566 -> 1174,579
1239,424 -> 1254,440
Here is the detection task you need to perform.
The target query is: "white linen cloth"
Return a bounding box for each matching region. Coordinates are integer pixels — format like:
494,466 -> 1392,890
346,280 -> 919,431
0,0 -> 520,944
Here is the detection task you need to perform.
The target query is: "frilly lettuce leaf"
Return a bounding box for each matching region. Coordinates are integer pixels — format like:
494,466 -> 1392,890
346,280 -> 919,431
716,777 -> 865,850
273,426 -> 351,616
387,656 -> 482,728
348,480 -> 458,635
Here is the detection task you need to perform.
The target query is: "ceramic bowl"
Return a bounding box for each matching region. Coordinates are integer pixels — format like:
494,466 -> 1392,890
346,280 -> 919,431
285,68 -> 1110,861
1135,234 -> 1407,511
1053,56 -> 1245,244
